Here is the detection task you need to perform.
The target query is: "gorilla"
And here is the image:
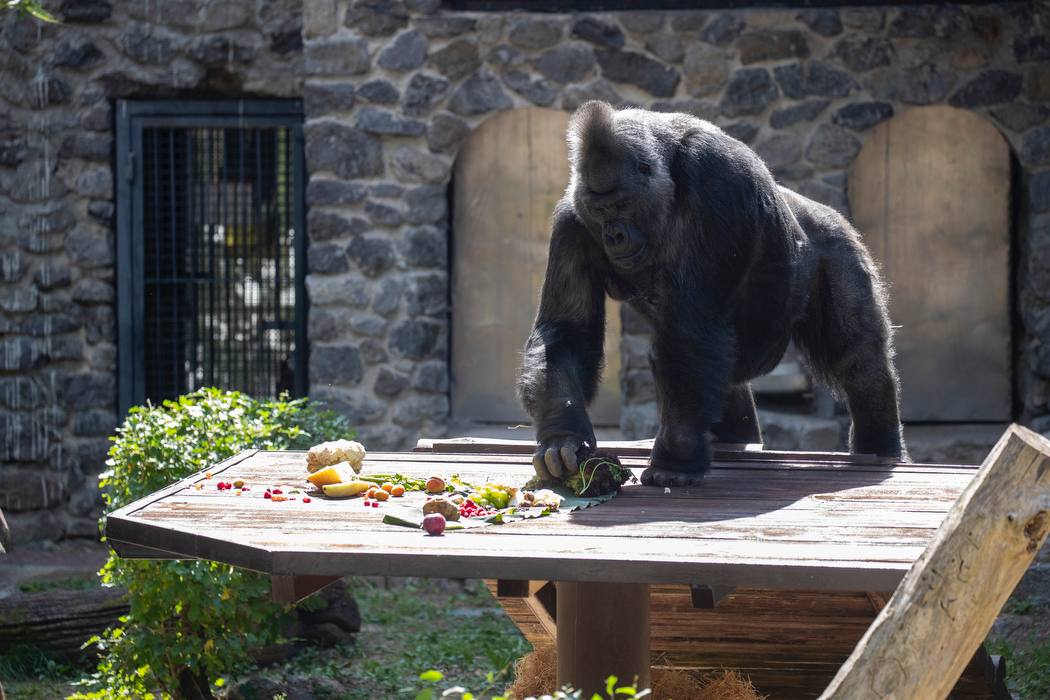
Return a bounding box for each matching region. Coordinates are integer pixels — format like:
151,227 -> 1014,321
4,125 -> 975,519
518,101 -> 907,487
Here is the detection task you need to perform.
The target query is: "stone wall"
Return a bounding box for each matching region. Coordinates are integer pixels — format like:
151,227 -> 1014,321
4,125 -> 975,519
302,0 -> 1050,447
0,0 -> 303,545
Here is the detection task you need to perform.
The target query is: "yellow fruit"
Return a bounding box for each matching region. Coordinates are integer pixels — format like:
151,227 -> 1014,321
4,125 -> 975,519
307,463 -> 354,487
322,480 -> 372,498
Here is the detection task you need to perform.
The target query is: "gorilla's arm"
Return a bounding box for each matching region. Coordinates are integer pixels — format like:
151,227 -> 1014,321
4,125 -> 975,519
518,202 -> 607,479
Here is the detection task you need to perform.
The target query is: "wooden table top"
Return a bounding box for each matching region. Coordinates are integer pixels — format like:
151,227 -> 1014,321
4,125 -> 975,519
105,446 -> 978,591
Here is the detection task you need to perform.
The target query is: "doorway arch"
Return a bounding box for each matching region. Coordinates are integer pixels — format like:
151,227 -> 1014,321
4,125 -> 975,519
450,107 -> 622,427
848,105 -> 1012,422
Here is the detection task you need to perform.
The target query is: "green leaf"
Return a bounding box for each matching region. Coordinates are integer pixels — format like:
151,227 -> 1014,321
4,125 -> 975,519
419,669 -> 444,682
606,676 -> 618,696
415,689 -> 435,700
214,677 -> 225,687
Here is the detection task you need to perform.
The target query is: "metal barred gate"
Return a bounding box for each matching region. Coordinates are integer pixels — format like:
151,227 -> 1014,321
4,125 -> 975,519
116,100 -> 307,414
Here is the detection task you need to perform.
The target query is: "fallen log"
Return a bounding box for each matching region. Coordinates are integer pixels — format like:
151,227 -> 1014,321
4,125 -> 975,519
0,586 -> 128,663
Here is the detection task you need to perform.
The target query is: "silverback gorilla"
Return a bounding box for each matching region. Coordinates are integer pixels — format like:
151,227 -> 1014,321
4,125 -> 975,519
518,101 -> 907,487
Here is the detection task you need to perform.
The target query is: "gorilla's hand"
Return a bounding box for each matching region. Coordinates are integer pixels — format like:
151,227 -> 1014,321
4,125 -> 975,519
532,435 -> 589,480
642,427 -> 711,487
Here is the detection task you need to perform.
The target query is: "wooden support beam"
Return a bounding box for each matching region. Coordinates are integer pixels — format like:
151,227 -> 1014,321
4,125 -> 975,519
556,581 -> 650,696
270,575 -> 341,604
690,584 -> 735,609
820,424 -> 1050,700
496,579 -> 530,597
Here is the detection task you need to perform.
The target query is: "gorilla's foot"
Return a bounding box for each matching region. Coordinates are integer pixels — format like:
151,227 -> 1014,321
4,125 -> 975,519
640,467 -> 706,487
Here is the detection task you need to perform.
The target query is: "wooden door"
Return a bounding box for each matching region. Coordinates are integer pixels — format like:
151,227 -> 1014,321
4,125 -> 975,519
849,106 -> 1011,422
452,108 -> 622,426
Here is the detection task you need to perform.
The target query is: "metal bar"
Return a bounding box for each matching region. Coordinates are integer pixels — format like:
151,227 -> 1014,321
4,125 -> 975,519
292,123 -> 307,397
186,129 -> 197,393
168,128 -> 179,397
207,128 -> 216,388
272,128 -> 283,394
150,129 -> 161,401
238,125 -> 247,395
254,128 -> 266,396
115,101 -> 134,415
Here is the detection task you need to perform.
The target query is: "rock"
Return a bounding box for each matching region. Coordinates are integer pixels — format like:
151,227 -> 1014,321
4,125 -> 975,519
413,361 -> 448,393
22,314 -> 79,337
391,146 -> 448,185
806,124 -> 862,169
0,287 -> 37,313
372,278 -> 403,315
621,304 -> 652,334
344,0 -> 408,36
487,44 -> 523,67
304,0 -> 337,38
1030,171 -> 1050,212
87,201 -> 114,222
306,274 -> 370,307
949,70 -> 1023,108
620,12 -> 664,34
59,0 -> 111,22
405,185 -> 448,224
1024,128 -> 1050,167
347,235 -> 396,277
803,62 -> 858,97
721,67 -> 777,117
403,72 -> 450,116
188,35 -> 256,65
571,17 -> 625,49
832,36 -> 892,72
5,509 -> 64,543
990,103 -> 1049,132
832,101 -> 894,131
426,113 -> 469,154
356,107 -> 426,136
797,9 -> 842,37
65,225 -> 113,269
669,12 -> 707,33
0,251 -> 26,283
737,30 -> 809,65
502,70 -> 557,106
305,122 -> 383,178
1015,34 -> 1050,63
623,369 -> 656,404
389,319 -> 441,360
72,278 -> 113,305
644,31 -> 684,64
798,181 -> 847,215
310,345 -> 364,385
562,79 -> 624,111
33,265 -> 72,291
60,133 -> 111,161
374,367 -> 410,397
758,410 -> 841,451
200,2 -> 249,31
306,178 -> 368,207
304,38 -> 370,75
378,30 -> 427,71
699,14 -> 744,45
358,79 -> 399,104
308,243 -> 349,274
533,43 -> 596,84
84,306 -> 115,344
597,49 -> 680,97
308,307 -> 350,342
0,338 -> 41,371
507,17 -> 562,51
651,98 -> 718,120
365,201 -> 403,227
73,409 -> 117,437
620,403 -> 659,440
314,389 -> 386,424
304,82 -> 355,114
841,8 -> 883,32
770,99 -> 829,129
349,314 -> 387,338
428,38 -> 480,81
449,73 -> 513,116
886,64 -> 955,104
400,226 -> 446,269
755,133 -> 803,175
59,372 -> 115,410
414,15 -> 475,38
74,167 -> 112,199
392,395 -> 449,427
621,333 -> 651,370
52,38 -> 104,70
306,209 -> 369,242
1027,65 -> 1050,101
682,44 -> 729,97
405,272 -> 447,316
371,183 -> 405,198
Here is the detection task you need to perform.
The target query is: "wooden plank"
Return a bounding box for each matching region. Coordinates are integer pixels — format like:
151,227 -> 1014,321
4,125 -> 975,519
452,107 -> 621,426
690,584 -> 735,608
849,106 -> 1011,421
269,575 -> 341,604
820,425 -> 1050,699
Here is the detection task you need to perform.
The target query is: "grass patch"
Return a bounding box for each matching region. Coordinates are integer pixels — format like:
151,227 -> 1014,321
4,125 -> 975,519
0,645 -> 81,700
18,576 -> 100,595
988,636 -> 1050,699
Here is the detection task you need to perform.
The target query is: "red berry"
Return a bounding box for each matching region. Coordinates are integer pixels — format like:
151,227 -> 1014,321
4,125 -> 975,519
272,489 -> 283,495
372,502 -> 379,508
263,492 -> 271,499
302,497 -> 311,503
241,487 -> 250,491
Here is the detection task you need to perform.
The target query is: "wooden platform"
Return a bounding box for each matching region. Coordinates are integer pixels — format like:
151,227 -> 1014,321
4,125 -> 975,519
104,444 -> 1009,698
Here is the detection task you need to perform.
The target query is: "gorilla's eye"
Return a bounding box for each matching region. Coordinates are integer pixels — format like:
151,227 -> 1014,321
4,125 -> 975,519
637,162 -> 652,176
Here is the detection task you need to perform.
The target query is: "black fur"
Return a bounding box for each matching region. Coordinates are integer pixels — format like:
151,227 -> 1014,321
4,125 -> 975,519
518,102 -> 907,486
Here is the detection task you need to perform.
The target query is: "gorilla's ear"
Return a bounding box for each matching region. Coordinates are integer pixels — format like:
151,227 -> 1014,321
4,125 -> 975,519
567,101 -> 623,194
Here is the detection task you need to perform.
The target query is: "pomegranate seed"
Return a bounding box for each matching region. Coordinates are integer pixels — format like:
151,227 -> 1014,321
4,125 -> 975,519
372,502 -> 379,508
242,487 -> 250,491
302,497 -> 311,503
263,492 -> 272,499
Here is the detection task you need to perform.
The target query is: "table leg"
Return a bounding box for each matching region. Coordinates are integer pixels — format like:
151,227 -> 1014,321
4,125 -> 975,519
556,581 -> 650,696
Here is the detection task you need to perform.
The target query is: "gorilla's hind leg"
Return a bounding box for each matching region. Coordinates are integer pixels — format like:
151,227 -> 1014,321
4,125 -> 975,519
711,384 -> 762,445
795,245 -> 907,460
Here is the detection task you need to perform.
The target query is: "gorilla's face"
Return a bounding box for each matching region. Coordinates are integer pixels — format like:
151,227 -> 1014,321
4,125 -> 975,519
567,102 -> 676,273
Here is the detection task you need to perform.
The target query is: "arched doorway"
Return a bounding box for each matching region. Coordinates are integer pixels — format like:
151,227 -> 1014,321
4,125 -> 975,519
849,106 -> 1012,422
450,107 -> 622,427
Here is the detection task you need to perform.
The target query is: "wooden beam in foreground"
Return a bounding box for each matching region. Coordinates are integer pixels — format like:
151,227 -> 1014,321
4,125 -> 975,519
820,424 -> 1050,700
270,575 -> 342,604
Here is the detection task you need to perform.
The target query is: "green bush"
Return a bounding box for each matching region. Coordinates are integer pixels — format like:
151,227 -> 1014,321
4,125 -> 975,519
74,388 -> 352,699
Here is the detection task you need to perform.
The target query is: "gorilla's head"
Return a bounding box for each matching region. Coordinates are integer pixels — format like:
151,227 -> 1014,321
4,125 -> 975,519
567,101 -> 676,272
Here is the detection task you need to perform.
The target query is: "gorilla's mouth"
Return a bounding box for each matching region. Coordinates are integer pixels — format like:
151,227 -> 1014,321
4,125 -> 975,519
612,244 -> 648,270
